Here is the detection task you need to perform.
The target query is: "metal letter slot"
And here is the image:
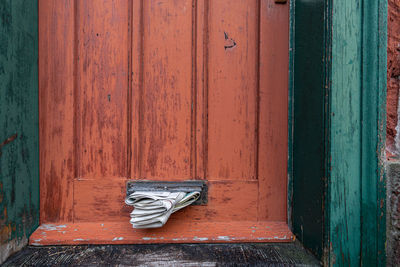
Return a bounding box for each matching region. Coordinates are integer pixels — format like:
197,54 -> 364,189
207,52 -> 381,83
126,180 -> 208,205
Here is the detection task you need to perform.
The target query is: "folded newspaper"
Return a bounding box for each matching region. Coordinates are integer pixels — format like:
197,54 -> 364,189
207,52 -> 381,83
125,191 -> 200,228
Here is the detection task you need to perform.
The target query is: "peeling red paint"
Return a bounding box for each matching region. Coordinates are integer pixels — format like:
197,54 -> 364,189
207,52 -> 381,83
0,133 -> 17,157
29,222 -> 294,246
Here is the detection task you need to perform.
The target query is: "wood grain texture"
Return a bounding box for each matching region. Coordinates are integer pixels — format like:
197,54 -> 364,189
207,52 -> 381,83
207,0 -> 258,180
39,0 -> 75,222
5,243 -> 320,266
73,179 -> 258,223
171,180 -> 258,222
131,0 -> 142,179
39,0 -> 291,242
135,0 -> 193,180
76,0 -> 129,178
329,0 -> 387,266
360,1 -> 387,265
73,179 -> 131,222
194,0 -> 206,180
291,0 -> 387,264
257,0 -> 289,221
330,1 -> 362,265
0,0 -> 39,262
29,221 -> 294,245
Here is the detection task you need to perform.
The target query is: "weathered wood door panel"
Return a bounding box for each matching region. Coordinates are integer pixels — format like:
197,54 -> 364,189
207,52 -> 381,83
36,0 -> 290,244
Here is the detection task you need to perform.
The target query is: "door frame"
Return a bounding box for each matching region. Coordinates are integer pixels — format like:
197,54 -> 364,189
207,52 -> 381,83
0,0 -> 388,264
288,0 -> 387,265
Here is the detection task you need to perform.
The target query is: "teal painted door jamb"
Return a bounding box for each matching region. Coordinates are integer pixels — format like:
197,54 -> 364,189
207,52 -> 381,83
0,0 -> 39,263
290,0 -> 387,265
328,0 -> 387,265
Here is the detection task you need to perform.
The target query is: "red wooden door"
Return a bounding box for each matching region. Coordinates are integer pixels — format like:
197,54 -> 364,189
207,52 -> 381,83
34,0 -> 291,244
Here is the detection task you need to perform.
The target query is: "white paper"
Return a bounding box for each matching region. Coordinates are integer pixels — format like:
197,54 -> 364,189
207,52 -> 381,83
125,191 -> 200,229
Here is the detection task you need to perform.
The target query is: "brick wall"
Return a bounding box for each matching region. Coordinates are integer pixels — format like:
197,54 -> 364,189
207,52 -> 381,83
387,0 -> 400,155
387,1 -> 400,265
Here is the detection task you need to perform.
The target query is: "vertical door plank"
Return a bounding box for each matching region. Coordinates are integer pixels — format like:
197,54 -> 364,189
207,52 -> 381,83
131,0 -> 143,178
39,0 -> 75,222
76,0 -> 129,178
330,1 -> 362,265
195,0 -> 206,179
138,0 -> 193,179
207,0 -> 258,180
257,0 -> 289,221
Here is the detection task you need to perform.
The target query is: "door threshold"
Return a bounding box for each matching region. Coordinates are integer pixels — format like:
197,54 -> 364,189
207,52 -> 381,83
30,221 -> 294,245
4,242 -> 320,266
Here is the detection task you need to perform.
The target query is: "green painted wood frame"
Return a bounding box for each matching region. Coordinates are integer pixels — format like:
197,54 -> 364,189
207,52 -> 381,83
0,0 -> 39,262
289,0 -> 387,265
0,0 -> 388,265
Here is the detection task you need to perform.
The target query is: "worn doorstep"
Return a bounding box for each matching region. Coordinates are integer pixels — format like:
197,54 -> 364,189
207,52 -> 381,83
3,241 -> 320,266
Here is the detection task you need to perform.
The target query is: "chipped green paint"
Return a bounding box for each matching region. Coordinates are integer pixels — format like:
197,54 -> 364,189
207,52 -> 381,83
0,0 -> 387,265
329,0 -> 387,266
291,0 -> 387,265
329,0 -> 363,265
0,0 -> 39,260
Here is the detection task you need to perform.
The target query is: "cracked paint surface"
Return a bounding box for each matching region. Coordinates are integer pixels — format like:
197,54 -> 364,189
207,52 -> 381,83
0,0 -> 39,263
